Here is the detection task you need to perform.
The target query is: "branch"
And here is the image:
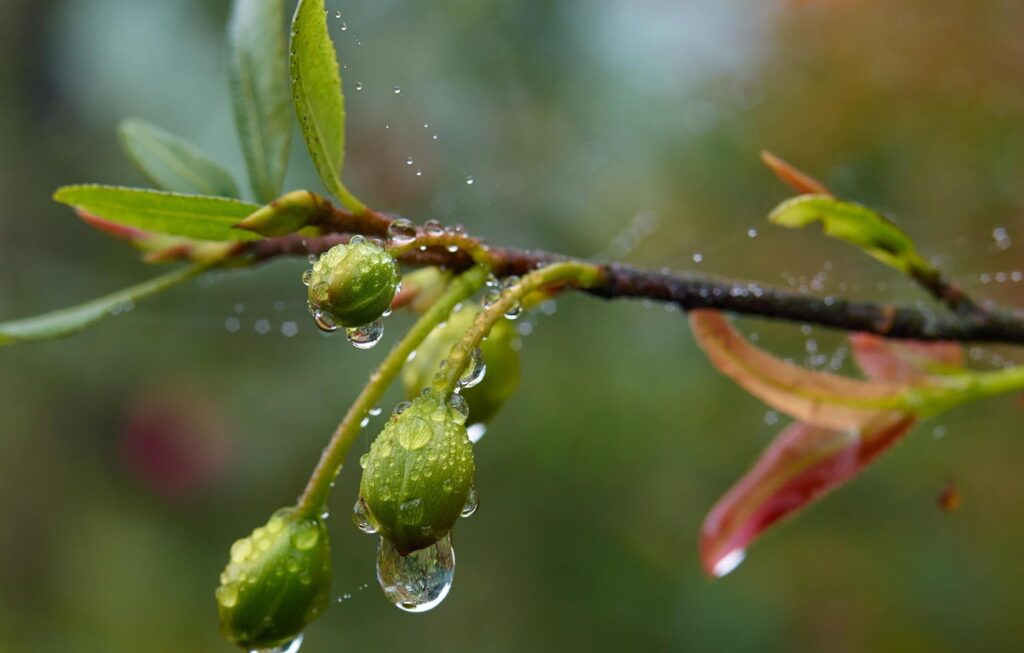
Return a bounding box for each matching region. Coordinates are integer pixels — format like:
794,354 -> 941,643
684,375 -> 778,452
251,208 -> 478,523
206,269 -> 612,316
240,226 -> 1024,345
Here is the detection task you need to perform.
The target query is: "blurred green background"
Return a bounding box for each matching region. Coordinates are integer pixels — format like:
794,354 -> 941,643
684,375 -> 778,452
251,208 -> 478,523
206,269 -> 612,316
2,1 -> 1024,651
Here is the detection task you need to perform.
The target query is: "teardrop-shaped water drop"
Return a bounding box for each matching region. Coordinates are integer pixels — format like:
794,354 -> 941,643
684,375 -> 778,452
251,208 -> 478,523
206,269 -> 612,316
458,348 -> 486,389
460,488 -> 478,518
346,318 -> 384,349
466,422 -> 487,443
712,548 -> 746,578
376,534 -> 455,613
352,497 -> 379,534
387,218 -> 417,245
313,310 -> 339,333
251,633 -> 304,653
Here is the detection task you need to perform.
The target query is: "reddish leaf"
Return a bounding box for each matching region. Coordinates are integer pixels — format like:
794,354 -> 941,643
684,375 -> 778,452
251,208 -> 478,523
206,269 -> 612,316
690,310 -> 907,430
696,315 -> 962,578
760,150 -> 832,196
849,333 -> 964,384
700,414 -> 916,577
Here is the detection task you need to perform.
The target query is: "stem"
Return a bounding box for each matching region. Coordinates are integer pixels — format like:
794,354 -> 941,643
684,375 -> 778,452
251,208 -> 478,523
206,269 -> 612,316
295,264 -> 490,518
912,364 -> 1024,416
433,261 -> 604,394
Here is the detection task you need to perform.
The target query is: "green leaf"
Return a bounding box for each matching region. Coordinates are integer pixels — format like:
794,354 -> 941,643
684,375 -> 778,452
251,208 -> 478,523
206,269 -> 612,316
54,185 -> 261,241
118,118 -> 241,198
235,189 -> 330,236
769,194 -> 934,278
289,0 -> 365,213
228,0 -> 293,204
0,264 -> 207,346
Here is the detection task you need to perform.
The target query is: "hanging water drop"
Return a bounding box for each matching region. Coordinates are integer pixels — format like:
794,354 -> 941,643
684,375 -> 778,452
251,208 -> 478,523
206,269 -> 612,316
346,318 -> 384,349
464,175 -> 475,185
376,534 -> 455,613
712,549 -> 746,578
460,488 -> 478,518
339,22 -> 348,31
251,633 -> 304,653
501,276 -> 521,319
405,157 -> 414,166
353,498 -> 379,534
387,218 -> 417,245
393,86 -> 402,94
458,348 -> 486,389
466,423 -> 487,443
355,81 -> 364,91
312,310 -> 339,333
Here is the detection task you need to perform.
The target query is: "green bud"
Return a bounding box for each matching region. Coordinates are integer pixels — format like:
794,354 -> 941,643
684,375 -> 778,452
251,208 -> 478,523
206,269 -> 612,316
359,391 -> 475,554
307,237 -> 400,328
401,303 -> 520,424
215,508 -> 331,650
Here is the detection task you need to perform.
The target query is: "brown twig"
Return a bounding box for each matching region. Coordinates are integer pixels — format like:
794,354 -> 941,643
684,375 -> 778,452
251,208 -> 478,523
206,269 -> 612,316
239,224 -> 1024,345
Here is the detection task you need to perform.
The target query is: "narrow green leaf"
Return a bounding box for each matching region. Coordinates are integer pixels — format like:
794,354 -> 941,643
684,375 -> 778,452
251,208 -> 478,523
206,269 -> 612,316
289,0 -> 365,213
0,264 -> 207,346
54,185 -> 261,241
769,194 -> 934,277
236,189 -> 330,236
228,0 -> 293,203
118,118 -> 241,198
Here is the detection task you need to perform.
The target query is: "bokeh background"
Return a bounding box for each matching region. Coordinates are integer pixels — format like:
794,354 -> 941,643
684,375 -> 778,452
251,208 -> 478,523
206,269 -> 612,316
2,1 -> 1024,651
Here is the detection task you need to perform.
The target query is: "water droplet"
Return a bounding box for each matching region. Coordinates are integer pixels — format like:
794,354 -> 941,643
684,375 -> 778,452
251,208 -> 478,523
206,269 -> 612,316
359,453 -> 369,469
424,219 -> 444,236
712,549 -> 746,578
340,22 -> 348,31
387,218 -> 417,245
301,269 -> 313,286
350,234 -> 367,246
393,401 -> 412,416
448,393 -> 469,420
312,310 -> 339,333
466,423 -> 487,443
353,497 -> 378,534
346,318 -> 384,349
393,86 -> 402,95
460,488 -> 478,518
405,157 -> 414,166
370,406 -> 383,416
251,633 -> 304,653
376,534 -> 455,613
747,228 -> 758,238
458,348 -> 486,389
692,253 -> 704,263
464,175 -> 475,185
355,81 -> 364,91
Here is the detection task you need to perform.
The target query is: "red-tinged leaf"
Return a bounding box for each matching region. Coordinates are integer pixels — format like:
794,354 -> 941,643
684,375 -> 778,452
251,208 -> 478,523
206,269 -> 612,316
849,333 -> 964,384
699,413 -> 916,577
78,210 -> 149,241
760,150 -> 832,196
689,310 -> 907,430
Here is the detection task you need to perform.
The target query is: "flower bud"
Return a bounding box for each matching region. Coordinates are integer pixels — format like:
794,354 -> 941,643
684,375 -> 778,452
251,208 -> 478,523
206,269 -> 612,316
307,237 -> 400,328
359,392 -> 474,554
401,303 -> 520,424
215,508 -> 331,650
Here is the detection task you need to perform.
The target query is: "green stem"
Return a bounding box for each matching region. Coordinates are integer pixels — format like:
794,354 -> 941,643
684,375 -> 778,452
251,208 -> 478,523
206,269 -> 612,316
910,364 -> 1024,416
295,264 -> 490,518
386,233 -> 497,268
433,261 -> 604,394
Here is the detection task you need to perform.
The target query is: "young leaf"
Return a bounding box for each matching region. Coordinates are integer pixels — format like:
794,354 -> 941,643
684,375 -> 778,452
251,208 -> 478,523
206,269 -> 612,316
289,0 -> 365,213
78,211 -> 237,264
699,414 -> 917,578
0,264 -> 208,346
760,151 -> 831,196
849,333 -> 964,383
698,333 -> 963,578
54,185 -> 261,242
689,310 -> 908,430
118,118 -> 241,198
228,0 -> 293,204
768,194 -> 935,279
235,189 -> 330,236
